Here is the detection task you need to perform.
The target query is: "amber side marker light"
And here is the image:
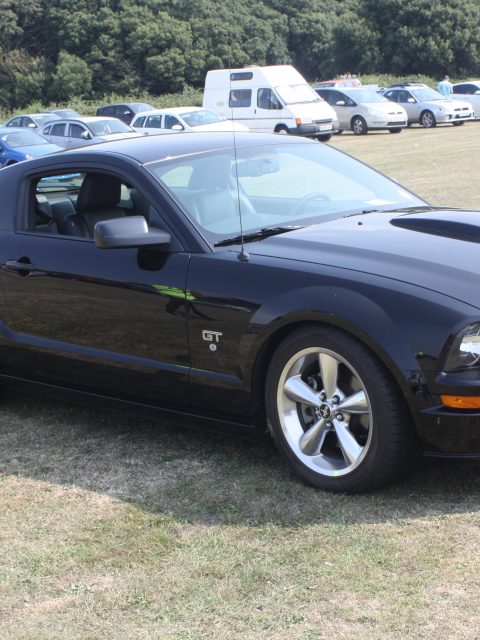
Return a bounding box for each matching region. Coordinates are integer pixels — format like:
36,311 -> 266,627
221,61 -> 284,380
441,395 -> 480,409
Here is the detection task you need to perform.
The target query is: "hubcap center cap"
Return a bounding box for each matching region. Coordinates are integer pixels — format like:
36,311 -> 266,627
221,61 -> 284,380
319,403 -> 331,419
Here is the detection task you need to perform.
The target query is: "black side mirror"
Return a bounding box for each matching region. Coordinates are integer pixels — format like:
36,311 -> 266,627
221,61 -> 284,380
94,216 -> 171,249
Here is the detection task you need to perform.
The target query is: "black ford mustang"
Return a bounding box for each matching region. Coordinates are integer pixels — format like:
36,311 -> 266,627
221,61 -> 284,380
0,132 -> 479,493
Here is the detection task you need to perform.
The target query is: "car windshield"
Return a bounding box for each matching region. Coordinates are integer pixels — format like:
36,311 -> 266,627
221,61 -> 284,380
180,110 -> 224,126
346,90 -> 387,103
52,109 -> 80,118
147,141 -> 424,246
130,103 -> 154,112
1,130 -> 49,147
411,88 -> 445,101
275,84 -> 321,104
88,119 -> 133,135
34,114 -> 60,126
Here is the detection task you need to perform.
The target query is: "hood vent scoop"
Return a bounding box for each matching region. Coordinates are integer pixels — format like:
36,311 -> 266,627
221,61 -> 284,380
390,216 -> 480,244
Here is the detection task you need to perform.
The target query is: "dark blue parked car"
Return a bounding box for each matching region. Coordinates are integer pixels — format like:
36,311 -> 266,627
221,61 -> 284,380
0,128 -> 63,167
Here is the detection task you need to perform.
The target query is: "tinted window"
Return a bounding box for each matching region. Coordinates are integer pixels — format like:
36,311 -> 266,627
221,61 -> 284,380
146,115 -> 163,128
164,115 -> 182,129
69,124 -> 86,138
134,116 -> 146,127
51,123 -> 66,136
230,72 -> 253,81
101,106 -> 116,117
257,88 -> 283,110
229,89 -> 252,108
383,91 -> 397,102
7,117 -> 23,127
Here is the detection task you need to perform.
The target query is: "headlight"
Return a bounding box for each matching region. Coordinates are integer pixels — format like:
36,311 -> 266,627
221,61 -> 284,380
445,323 -> 480,370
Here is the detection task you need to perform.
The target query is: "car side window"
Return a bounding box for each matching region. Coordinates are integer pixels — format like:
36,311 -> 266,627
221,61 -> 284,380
257,88 -> 282,110
69,124 -> 86,138
51,123 -> 66,136
146,115 -> 162,128
102,106 -> 116,117
229,89 -> 252,108
134,116 -> 146,127
164,115 -> 181,129
384,91 -> 396,102
24,170 -> 159,239
7,117 -> 22,127
330,90 -> 345,105
453,85 -> 464,94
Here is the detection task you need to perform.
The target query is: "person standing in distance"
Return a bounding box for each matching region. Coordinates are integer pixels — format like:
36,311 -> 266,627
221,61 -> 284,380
437,75 -> 453,98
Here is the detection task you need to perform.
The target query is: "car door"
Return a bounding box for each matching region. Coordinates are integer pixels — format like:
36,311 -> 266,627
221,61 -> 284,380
0,163 -> 191,407
330,90 -> 351,129
66,123 -> 92,148
43,122 -> 68,148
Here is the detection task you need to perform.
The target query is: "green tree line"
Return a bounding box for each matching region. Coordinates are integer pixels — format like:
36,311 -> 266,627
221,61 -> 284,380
1,0 -> 479,109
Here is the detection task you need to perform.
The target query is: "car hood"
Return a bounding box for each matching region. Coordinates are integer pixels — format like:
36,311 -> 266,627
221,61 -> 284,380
97,132 -> 140,141
246,208 -> 480,308
19,143 -> 64,157
193,121 -> 249,132
363,102 -> 405,114
423,99 -> 472,110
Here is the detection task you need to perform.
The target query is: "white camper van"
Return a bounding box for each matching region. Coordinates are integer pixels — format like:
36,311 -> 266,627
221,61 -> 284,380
203,65 -> 338,140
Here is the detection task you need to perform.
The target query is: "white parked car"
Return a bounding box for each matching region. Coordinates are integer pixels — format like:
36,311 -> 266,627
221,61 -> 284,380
42,117 -> 141,149
315,87 -> 407,134
451,81 -> 480,118
380,85 -> 474,127
131,107 -> 249,134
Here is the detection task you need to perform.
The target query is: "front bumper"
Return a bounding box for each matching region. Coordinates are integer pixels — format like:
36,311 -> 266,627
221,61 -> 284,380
413,368 -> 480,456
436,111 -> 474,124
290,121 -> 337,137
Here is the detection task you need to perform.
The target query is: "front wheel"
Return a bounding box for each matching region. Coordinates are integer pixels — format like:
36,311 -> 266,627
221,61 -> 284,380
265,326 -> 419,493
351,116 -> 368,135
452,121 -> 465,126
388,127 -> 403,134
420,110 -> 436,128
275,125 -> 289,135
316,133 -> 332,142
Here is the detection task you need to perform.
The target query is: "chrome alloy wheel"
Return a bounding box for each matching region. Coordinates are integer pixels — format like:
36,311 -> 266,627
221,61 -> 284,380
277,347 -> 373,477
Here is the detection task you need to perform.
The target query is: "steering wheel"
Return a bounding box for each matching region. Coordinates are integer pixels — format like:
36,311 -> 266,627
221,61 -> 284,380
292,192 -> 331,216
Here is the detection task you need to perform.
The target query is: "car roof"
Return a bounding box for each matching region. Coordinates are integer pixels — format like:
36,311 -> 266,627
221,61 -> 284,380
60,131 -> 313,164
9,113 -> 56,119
133,106 -> 205,118
46,117 -> 125,125
453,80 -> 480,85
98,102 -> 152,109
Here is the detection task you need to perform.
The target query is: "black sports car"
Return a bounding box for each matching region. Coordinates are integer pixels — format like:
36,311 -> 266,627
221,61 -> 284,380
0,132 -> 479,493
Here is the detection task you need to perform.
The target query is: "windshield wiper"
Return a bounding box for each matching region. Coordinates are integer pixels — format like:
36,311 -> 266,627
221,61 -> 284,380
214,225 -> 304,247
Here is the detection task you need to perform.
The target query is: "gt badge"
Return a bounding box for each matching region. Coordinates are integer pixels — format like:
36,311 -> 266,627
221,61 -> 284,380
202,330 -> 223,352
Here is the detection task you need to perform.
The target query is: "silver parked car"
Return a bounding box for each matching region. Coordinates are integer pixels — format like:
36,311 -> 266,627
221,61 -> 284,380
131,107 -> 249,134
381,85 -> 474,127
315,87 -> 407,134
41,117 -> 141,149
4,113 -> 60,130
451,81 -> 480,118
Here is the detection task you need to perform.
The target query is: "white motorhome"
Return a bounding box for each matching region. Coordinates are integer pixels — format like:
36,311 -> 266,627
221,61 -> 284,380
203,65 -> 338,140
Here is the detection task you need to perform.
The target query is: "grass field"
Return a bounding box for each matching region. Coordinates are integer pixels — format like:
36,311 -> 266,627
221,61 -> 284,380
1,123 -> 480,639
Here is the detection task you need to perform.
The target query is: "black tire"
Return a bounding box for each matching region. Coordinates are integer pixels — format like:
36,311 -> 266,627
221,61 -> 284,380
452,121 -> 465,126
388,127 -> 403,134
265,326 -> 419,493
6,161 -> 17,166
420,110 -> 436,128
351,116 -> 368,135
335,129 -> 344,135
275,125 -> 289,135
316,133 -> 332,142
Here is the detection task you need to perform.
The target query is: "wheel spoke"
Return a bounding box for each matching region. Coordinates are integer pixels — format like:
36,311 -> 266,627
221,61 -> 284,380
299,418 -> 329,455
318,353 -> 339,398
335,422 -> 364,466
337,390 -> 369,414
284,375 -> 321,407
